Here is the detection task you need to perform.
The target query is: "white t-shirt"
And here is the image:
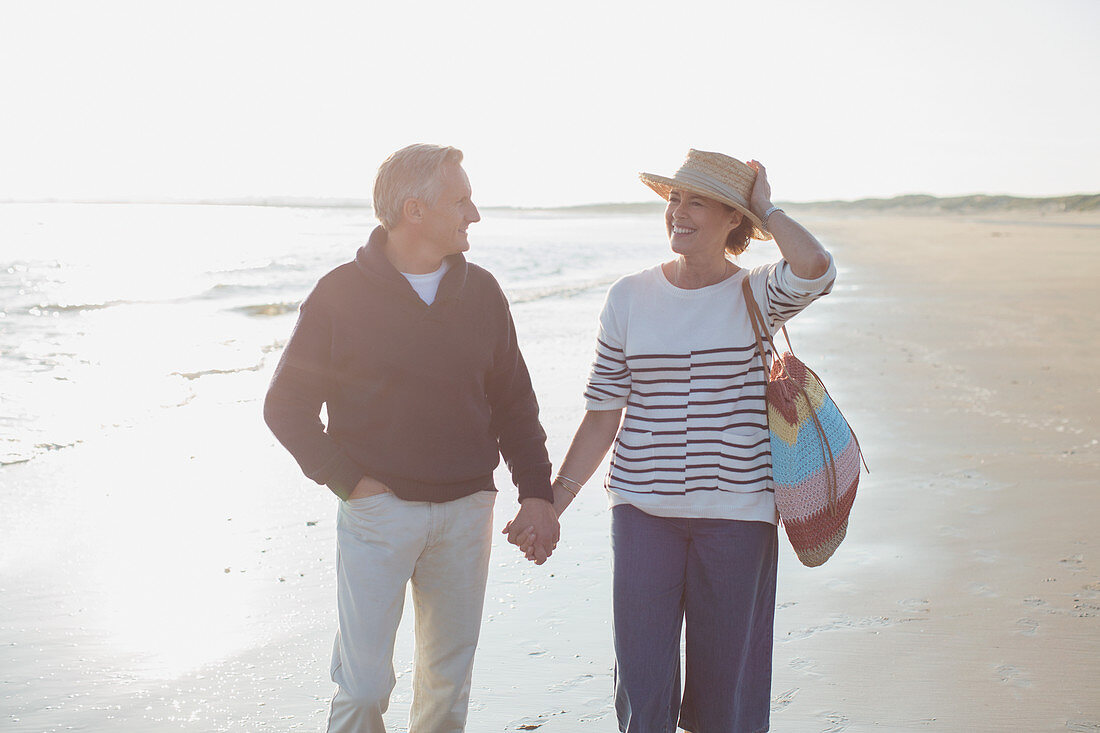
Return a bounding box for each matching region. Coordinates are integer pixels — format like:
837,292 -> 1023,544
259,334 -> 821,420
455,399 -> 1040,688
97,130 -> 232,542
402,261 -> 450,305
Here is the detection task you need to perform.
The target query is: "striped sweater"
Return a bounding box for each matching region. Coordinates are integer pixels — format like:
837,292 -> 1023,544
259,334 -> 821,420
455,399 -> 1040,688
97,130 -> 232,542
584,257 -> 836,522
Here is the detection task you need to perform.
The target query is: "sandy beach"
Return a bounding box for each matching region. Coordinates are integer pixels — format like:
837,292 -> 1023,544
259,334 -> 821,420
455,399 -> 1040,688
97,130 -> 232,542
765,209 -> 1100,730
2,208 -> 1099,732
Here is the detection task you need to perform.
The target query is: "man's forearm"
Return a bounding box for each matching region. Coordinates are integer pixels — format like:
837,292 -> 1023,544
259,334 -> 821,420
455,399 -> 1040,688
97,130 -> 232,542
263,374 -> 362,499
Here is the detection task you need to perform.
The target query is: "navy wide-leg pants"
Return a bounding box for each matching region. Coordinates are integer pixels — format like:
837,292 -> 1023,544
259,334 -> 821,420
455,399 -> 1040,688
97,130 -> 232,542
612,503 -> 778,733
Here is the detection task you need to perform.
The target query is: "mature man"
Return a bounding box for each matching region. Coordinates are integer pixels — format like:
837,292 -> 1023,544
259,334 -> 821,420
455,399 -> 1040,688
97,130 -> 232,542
263,144 -> 559,732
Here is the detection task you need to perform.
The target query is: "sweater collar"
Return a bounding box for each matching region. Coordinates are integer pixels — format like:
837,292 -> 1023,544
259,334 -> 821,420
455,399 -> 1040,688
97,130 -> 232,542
355,226 -> 469,303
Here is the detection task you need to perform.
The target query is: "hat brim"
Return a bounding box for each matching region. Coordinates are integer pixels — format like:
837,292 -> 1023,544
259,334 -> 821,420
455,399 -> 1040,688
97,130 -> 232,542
639,172 -> 772,242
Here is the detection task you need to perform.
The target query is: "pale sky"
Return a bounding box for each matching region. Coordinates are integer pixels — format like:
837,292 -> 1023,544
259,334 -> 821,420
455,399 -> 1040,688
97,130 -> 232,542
2,0 -> 1097,207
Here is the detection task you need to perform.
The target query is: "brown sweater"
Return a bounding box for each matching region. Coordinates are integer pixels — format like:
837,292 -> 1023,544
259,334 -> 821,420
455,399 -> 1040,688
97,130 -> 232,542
263,226 -> 553,503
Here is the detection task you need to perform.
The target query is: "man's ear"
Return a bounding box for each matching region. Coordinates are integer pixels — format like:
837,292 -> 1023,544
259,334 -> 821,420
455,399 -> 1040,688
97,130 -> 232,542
402,197 -> 423,224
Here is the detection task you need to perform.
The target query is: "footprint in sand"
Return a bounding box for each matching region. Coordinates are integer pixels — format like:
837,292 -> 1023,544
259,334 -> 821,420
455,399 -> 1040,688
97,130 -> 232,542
784,616 -> 892,641
578,711 -> 612,723
825,579 -> 856,594
1060,554 -> 1085,572
547,674 -> 595,692
820,711 -> 850,732
1066,722 -> 1100,732
1016,618 -> 1039,636
967,582 -> 999,598
789,657 -> 821,677
899,598 -> 931,615
771,687 -> 799,712
972,548 -> 1000,564
994,664 -> 1032,688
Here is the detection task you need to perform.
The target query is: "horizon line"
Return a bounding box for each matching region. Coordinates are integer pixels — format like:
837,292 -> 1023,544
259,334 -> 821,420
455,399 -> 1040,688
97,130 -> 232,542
1,192 -> 1098,211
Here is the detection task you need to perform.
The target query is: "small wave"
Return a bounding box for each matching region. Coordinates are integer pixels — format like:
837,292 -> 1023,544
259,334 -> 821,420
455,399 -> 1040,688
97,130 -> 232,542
203,283 -> 275,297
232,302 -> 300,317
36,441 -> 78,452
507,278 -> 617,304
486,202 -> 664,217
0,439 -> 81,467
261,340 -> 287,354
172,364 -> 264,380
208,282 -> 254,292
32,300 -> 130,313
208,260 -> 306,277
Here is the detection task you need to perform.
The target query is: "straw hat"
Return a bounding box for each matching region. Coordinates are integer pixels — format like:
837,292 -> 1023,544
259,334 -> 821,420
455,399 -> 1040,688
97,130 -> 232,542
639,149 -> 772,241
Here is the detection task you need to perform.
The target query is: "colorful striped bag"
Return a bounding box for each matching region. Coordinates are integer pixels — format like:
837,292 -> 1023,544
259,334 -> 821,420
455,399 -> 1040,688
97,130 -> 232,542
742,280 -> 866,567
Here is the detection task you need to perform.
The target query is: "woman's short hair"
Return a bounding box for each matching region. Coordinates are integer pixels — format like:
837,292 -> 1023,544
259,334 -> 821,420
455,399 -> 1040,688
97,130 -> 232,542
373,144 -> 464,230
725,209 -> 754,256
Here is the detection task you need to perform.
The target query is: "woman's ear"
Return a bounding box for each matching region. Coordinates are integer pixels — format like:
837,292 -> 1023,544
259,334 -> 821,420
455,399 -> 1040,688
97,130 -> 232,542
729,208 -> 744,230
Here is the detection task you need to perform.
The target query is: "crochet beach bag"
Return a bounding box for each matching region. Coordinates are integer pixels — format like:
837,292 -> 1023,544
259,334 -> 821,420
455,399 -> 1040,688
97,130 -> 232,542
741,279 -> 866,567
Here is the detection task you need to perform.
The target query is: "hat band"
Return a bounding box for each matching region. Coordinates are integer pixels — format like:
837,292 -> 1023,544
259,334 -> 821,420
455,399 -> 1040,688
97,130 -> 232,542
671,168 -> 750,210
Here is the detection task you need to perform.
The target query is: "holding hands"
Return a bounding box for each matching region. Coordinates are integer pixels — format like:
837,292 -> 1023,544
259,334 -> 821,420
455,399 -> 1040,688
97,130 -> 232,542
506,411 -> 619,564
502,497 -> 560,565
503,476 -> 581,564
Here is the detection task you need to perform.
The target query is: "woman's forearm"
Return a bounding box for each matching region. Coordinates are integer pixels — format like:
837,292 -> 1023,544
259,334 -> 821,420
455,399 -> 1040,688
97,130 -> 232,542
551,408 -> 623,516
746,161 -> 831,281
764,211 -> 831,280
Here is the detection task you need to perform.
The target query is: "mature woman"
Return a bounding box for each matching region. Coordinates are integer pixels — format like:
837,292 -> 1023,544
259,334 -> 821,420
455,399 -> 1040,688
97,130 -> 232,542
515,150 -> 835,732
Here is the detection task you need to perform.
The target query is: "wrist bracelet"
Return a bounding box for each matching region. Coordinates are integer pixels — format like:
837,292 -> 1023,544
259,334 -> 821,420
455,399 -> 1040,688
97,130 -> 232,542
557,474 -> 583,489
555,481 -> 578,497
554,475 -> 582,496
761,205 -> 783,230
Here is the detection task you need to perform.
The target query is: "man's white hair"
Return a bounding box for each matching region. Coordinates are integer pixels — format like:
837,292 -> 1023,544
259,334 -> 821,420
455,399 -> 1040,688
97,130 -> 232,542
373,144 -> 464,230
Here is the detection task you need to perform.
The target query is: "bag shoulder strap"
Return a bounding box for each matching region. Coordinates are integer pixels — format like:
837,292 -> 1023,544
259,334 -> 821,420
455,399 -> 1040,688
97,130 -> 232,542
741,277 -> 794,357
742,278 -> 783,377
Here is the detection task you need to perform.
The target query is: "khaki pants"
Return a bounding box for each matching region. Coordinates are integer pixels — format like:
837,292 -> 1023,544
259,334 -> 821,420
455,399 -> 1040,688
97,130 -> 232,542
326,489 -> 496,733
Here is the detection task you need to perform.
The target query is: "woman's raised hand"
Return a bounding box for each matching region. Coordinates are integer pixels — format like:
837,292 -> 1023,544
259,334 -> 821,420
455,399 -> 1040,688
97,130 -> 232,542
747,160 -> 773,220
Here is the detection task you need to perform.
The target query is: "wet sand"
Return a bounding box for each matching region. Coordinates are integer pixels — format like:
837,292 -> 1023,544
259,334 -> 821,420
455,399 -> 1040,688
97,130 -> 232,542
2,210 -> 1098,731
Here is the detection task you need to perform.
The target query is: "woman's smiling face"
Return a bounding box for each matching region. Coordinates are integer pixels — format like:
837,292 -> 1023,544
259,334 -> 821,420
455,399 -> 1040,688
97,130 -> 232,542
664,188 -> 743,257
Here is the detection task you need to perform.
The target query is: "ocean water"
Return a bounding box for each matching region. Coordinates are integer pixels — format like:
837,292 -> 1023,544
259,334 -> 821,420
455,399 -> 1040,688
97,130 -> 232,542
0,202 -> 780,468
